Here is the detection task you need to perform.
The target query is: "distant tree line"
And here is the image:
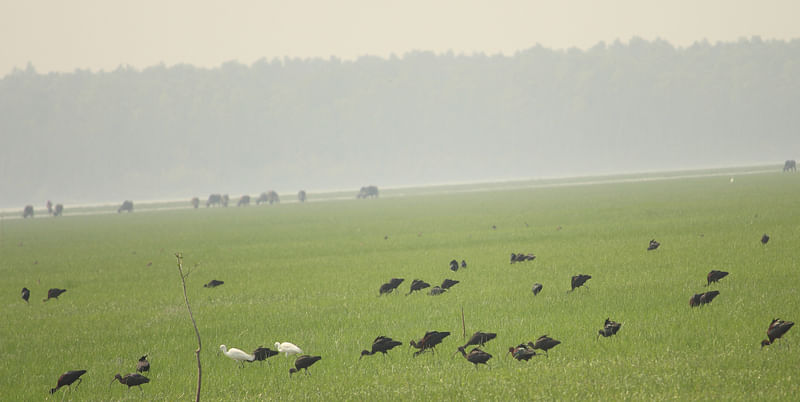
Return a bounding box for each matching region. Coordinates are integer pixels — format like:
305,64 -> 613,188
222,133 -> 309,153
1,37 -> 798,207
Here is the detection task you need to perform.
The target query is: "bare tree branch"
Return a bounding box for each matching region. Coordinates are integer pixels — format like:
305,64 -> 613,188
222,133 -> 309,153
176,253 -> 202,402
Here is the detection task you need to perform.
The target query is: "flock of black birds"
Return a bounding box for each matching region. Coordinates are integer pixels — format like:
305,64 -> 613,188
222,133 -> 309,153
24,231 -> 793,393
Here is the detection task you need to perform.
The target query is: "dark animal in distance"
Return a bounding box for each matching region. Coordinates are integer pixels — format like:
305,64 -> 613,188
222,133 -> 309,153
410,331 -> 450,357
440,279 -> 459,290
118,200 -> 133,213
456,346 -> 492,368
221,194 -> 230,207
237,195 -> 250,207
21,287 -> 30,303
207,194 -> 223,207
379,278 -> 404,295
289,355 -> 321,376
532,283 -> 543,295
252,347 -> 279,362
706,270 -> 729,286
571,275 -> 591,291
357,185 -> 379,199
528,335 -> 561,357
647,239 -> 660,251
54,204 -> 64,216
204,280 -> 224,288
428,286 -> 447,295
298,190 -> 307,202
407,279 -> 430,295
510,253 -> 536,263
762,319 -> 794,347
50,370 -> 87,394
461,331 -> 497,349
23,205 -> 34,218
690,290 -> 720,307
761,234 -> 770,245
598,318 -> 622,338
191,197 -> 199,208
461,260 -> 467,269
110,373 -> 150,390
508,344 -> 537,361
784,159 -> 796,172
136,355 -> 150,372
43,288 -> 67,302
450,259 -> 459,272
360,336 -> 403,359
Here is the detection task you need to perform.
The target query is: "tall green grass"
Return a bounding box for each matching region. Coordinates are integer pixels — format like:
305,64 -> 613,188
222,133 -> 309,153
1,171 -> 798,400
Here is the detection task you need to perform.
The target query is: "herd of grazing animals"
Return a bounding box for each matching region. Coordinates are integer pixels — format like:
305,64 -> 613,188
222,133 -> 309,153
20,226 -> 793,394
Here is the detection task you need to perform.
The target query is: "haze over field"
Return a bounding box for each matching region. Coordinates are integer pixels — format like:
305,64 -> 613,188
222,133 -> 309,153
1,1 -> 799,208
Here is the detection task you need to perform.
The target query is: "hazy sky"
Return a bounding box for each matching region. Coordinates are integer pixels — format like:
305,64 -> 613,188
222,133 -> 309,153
2,0 -> 799,76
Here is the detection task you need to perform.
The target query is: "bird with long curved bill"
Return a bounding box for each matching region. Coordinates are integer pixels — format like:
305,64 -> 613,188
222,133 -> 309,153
360,336 -> 402,359
706,270 -> 729,286
528,335 -> 561,357
407,279 -> 430,295
204,279 -> 224,288
508,345 -> 538,361
289,355 -> 321,376
410,331 -> 450,357
460,331 -> 497,350
252,347 -> 279,362
761,319 -> 794,347
571,275 -> 591,291
43,288 -> 66,302
110,373 -> 150,391
456,346 -> 492,368
50,370 -> 87,394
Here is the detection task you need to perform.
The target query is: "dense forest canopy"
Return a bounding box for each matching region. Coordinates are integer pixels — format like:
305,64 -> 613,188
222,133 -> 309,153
1,37 -> 798,208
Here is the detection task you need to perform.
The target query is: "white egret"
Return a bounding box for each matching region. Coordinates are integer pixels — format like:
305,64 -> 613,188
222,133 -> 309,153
219,345 -> 255,366
275,342 -> 303,357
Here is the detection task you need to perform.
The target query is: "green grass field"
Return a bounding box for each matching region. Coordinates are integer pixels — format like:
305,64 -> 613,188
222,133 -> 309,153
2,170 -> 798,401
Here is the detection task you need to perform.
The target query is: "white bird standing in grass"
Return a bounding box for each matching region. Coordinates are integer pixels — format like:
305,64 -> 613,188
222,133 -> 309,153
275,342 -> 303,357
219,345 -> 255,367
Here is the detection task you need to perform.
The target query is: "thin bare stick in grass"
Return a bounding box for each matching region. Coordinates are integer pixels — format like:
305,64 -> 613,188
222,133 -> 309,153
461,306 -> 466,339
176,253 -> 202,402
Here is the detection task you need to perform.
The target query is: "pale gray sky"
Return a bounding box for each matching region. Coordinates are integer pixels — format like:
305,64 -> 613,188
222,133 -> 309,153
2,0 -> 799,76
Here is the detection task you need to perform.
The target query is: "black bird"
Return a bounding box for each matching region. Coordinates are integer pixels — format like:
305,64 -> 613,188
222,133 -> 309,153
50,370 -> 87,394
528,335 -> 561,357
410,331 -> 450,357
532,283 -> 543,295
440,279 -> 459,290
252,347 -> 279,362
510,253 -> 517,263
690,291 -> 720,307
360,336 -> 402,359
762,319 -> 794,347
111,373 -> 150,390
136,355 -> 150,372
508,345 -> 537,361
407,279 -> 431,295
689,293 -> 703,307
379,278 -> 405,295
461,331 -> 497,349
21,287 -> 30,303
571,275 -> 591,291
43,288 -> 67,302
706,270 -> 729,286
461,260 -> 467,269
511,253 -> 536,263
647,239 -> 660,251
457,346 -> 492,368
598,318 -> 622,338
289,355 -> 322,376
204,279 -> 224,288
428,286 -> 447,295
450,259 -> 459,272
761,234 -> 770,245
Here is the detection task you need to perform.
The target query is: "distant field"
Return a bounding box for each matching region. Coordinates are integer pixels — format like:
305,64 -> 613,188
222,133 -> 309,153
1,169 -> 798,400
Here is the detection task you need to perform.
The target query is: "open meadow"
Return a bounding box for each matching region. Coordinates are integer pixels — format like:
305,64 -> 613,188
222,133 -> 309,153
1,169 -> 799,400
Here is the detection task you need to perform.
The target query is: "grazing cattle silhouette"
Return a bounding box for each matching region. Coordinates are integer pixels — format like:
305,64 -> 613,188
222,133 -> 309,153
258,191 -> 280,205
207,194 -> 223,207
221,194 -> 229,207
23,205 -> 34,218
761,319 -> 794,347
191,197 -> 200,208
784,160 -> 796,172
118,200 -> 134,213
706,270 -> 729,286
54,204 -> 63,216
298,190 -> 307,203
238,195 -> 251,207
357,185 -> 379,199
